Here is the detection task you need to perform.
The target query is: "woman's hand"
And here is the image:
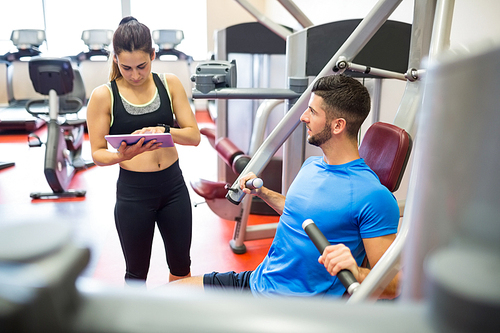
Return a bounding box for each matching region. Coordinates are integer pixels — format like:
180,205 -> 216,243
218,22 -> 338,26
116,136 -> 163,161
132,126 -> 166,134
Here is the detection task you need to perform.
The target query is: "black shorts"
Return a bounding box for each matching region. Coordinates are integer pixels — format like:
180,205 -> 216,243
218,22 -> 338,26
203,271 -> 253,292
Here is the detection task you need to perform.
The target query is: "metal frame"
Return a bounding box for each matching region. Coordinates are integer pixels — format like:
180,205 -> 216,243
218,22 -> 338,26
206,0 -> 415,253
197,0 -> 454,300
224,0 -> 455,302
234,0 -> 293,40
228,0 -> 409,203
277,0 -> 314,28
192,73 -> 304,253
210,18 -> 291,253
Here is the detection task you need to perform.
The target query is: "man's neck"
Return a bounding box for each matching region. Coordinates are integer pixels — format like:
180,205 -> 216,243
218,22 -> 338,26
321,139 -> 360,165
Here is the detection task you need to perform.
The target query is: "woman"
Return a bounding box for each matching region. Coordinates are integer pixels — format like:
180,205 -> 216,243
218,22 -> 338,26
86,16 -> 200,285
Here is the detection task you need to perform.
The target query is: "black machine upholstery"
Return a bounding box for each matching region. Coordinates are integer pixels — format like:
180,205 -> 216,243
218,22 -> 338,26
28,57 -> 86,114
29,57 -> 74,96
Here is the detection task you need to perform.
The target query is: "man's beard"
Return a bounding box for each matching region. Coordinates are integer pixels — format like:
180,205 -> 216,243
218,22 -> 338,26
308,123 -> 332,147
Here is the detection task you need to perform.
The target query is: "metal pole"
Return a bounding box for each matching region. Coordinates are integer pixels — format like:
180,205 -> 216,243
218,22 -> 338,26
428,0 -> 455,62
350,0 -> 456,303
339,61 -> 408,81
192,88 -> 300,100
277,0 -> 314,28
234,0 -> 293,40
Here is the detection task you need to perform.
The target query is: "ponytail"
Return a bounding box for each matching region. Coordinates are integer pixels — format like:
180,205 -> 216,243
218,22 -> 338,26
109,16 -> 154,81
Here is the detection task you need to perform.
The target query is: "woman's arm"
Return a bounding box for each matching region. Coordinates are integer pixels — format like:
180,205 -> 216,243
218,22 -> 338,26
165,74 -> 200,146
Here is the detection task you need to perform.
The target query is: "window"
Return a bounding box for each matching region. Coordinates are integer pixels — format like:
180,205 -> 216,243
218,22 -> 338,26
130,0 -> 208,60
1,0 -> 208,60
0,1 -> 45,55
43,0 -> 122,57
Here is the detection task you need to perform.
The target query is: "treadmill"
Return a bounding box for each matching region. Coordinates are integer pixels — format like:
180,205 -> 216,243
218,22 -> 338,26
0,30 -> 46,132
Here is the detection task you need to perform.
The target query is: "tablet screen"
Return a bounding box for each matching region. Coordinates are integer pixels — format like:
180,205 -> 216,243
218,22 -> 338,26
105,133 -> 174,149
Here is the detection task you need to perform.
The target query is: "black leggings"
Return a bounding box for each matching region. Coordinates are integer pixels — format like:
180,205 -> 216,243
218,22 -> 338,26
115,160 -> 192,282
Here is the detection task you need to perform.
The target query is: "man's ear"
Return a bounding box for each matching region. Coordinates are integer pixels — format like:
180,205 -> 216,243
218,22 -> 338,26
151,51 -> 156,61
113,55 -> 118,64
332,118 -> 347,135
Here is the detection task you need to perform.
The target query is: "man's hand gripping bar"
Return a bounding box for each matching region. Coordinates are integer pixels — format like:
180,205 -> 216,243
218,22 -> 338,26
302,219 -> 360,295
226,178 -> 263,205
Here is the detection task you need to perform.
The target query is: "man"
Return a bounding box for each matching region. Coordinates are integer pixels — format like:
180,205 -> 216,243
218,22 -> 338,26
177,75 -> 400,298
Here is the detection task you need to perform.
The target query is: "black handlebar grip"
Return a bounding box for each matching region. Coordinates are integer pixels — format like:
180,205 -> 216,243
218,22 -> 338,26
302,219 -> 360,295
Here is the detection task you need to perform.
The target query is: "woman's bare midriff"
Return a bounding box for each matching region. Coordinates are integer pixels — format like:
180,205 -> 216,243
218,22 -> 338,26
119,147 -> 179,172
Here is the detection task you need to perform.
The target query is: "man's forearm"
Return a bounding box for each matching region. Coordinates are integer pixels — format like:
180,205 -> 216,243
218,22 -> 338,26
256,186 -> 286,215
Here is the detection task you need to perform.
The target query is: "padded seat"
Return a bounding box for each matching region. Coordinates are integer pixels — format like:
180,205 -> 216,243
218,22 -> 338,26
192,130 -> 252,200
359,122 -> 412,192
190,179 -> 227,200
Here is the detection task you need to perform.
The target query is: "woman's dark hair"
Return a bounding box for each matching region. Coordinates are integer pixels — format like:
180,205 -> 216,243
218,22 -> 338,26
109,16 -> 154,81
311,75 -> 371,139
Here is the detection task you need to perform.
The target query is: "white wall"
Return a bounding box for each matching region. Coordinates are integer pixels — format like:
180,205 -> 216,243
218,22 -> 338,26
450,0 -> 500,49
205,0 -> 500,66
206,0 -> 265,57
264,0 -> 413,28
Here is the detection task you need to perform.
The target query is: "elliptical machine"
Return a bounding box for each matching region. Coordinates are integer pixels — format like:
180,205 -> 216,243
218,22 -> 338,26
26,57 -> 94,199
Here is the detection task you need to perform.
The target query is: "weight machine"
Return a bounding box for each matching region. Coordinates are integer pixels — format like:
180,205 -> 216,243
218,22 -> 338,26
192,5 -> 412,254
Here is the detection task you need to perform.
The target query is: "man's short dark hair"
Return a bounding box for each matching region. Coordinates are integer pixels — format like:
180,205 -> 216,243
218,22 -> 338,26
311,75 -> 371,139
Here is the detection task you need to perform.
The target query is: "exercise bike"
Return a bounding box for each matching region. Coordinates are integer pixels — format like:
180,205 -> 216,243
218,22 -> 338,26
25,57 -> 94,199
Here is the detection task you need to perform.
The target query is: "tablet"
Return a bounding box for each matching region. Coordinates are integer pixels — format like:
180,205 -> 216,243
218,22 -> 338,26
105,133 -> 174,149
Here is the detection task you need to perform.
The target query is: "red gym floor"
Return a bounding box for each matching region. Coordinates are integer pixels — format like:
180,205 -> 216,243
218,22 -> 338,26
0,110 -> 275,288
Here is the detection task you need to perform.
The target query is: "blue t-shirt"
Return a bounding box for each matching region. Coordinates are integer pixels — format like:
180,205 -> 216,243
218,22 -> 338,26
249,156 -> 400,297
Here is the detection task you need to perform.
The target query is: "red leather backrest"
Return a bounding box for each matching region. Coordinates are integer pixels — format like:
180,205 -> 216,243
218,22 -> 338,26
359,122 -> 412,192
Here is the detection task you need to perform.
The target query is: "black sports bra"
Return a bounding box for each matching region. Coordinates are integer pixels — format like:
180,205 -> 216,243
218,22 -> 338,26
108,73 -> 174,135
